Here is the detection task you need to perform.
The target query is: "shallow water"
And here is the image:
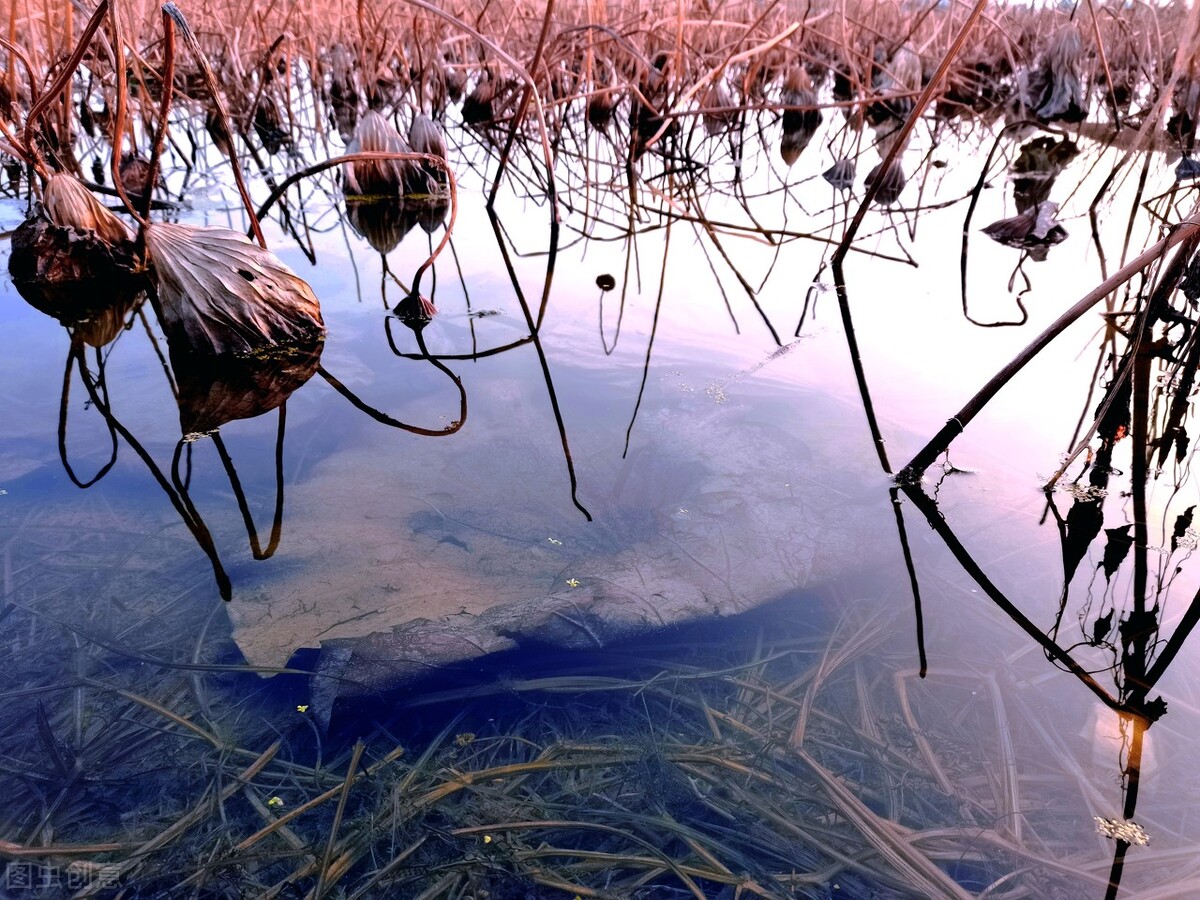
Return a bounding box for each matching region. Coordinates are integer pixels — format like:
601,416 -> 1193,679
3,119 -> 1200,896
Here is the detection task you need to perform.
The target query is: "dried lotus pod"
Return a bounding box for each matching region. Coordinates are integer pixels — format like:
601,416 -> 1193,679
408,113 -> 447,189
344,109 -> 420,196
865,160 -> 906,206
144,222 -> 325,356
42,172 -> 131,245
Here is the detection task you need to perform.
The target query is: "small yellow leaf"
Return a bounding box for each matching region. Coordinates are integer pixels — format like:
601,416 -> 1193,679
296,705 -> 309,713
566,578 -> 580,588
267,796 -> 284,808
482,834 -> 492,844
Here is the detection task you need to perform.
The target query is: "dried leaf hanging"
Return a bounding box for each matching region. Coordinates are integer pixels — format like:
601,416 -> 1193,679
42,172 -> 131,245
702,81 -> 735,136
144,222 -> 324,357
8,214 -> 144,324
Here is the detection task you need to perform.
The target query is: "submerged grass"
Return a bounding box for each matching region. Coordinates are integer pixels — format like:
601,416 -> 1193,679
0,505 -> 1126,899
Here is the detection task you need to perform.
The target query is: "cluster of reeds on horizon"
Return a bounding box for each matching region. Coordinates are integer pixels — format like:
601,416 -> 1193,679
4,0 -> 1200,199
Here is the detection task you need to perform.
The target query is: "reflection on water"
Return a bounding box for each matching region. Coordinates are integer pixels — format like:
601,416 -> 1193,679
5,97 -> 1200,900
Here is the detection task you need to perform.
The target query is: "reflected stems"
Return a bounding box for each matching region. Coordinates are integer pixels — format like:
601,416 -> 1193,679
485,207 -> 592,521
957,119 -> 1060,328
1125,287 -> 1154,698
624,218 -> 671,460
900,481 -> 1123,715
319,355 -> 465,438
890,487 -> 927,677
900,207 -> 1200,482
821,0 -> 989,679
1105,712 -> 1147,900
210,408 -> 286,560
58,339 -> 118,488
71,344 -> 232,601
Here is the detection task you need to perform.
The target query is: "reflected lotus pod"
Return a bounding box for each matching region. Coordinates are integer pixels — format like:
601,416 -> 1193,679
344,110 -> 419,196
865,160 -> 906,205
416,199 -> 450,235
408,113 -> 447,189
1176,156 -> 1200,183
1012,135 -> 1078,212
170,337 -> 323,434
42,172 -> 131,245
702,81 -> 735,135
144,222 -> 325,356
779,66 -> 820,165
68,292 -> 144,348
346,199 -> 420,253
8,214 -> 146,329
982,200 -> 1068,257
822,158 -> 856,190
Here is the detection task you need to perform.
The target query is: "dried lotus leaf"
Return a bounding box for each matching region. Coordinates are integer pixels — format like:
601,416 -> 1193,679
144,222 -> 324,356
42,172 -> 131,245
8,215 -> 145,325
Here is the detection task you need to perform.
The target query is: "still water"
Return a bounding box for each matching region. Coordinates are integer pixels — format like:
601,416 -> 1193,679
2,122 -> 1199,897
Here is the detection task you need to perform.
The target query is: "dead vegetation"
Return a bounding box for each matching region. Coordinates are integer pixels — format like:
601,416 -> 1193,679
7,1 -> 1200,897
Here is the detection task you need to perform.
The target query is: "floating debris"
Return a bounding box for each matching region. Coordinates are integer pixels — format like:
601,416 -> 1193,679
982,200 -> 1068,260
1095,817 -> 1151,846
